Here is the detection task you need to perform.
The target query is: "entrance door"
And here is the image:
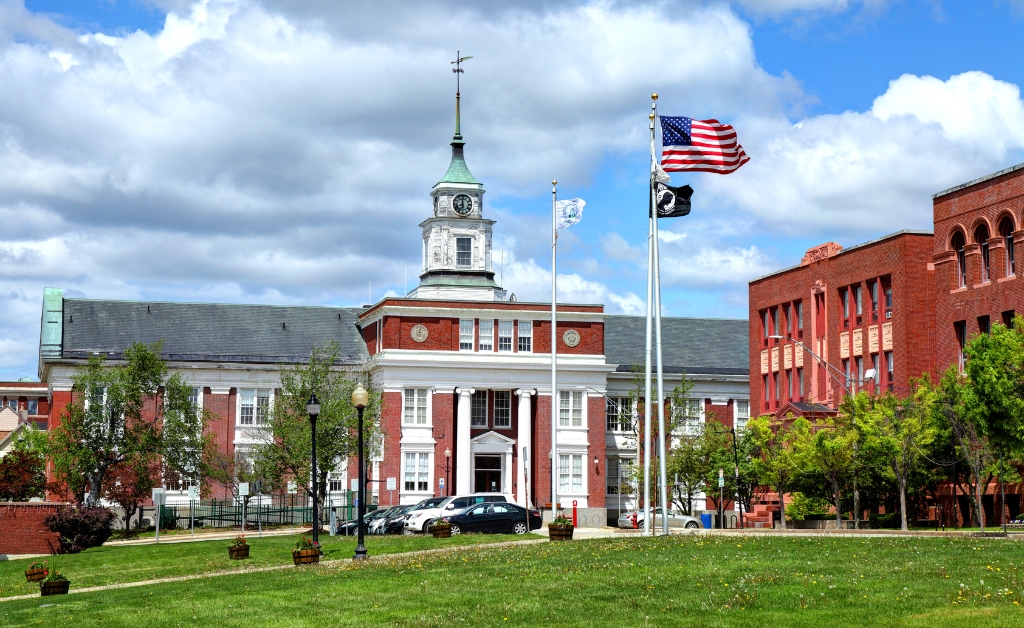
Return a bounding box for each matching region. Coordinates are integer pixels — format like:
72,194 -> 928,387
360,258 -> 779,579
474,455 -> 502,493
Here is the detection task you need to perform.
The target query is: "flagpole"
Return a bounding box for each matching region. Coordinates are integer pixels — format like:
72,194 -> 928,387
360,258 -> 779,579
551,179 -> 559,520
643,119 -> 655,537
652,95 -> 670,536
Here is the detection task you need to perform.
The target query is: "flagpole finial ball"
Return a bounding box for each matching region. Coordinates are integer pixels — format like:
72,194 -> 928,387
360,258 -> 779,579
552,180 -> 557,185
648,113 -> 655,120
652,93 -> 658,100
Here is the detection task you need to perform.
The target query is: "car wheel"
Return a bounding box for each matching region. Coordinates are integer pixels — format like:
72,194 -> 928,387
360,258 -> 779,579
402,527 -> 414,535
450,523 -> 462,535
512,521 -> 528,535
685,521 -> 699,529
638,519 -> 645,530
423,519 -> 434,533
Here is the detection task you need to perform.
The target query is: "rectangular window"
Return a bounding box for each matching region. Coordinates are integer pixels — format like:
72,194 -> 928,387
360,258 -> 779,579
559,391 -> 583,427
493,391 -> 511,428
885,351 -> 894,392
795,301 -> 803,337
677,398 -> 703,436
882,276 -> 893,319
5,399 -> 15,411
855,356 -> 864,391
1007,232 -> 1016,276
328,473 -> 345,493
188,387 -> 201,410
955,321 -> 967,372
843,359 -> 851,391
404,452 -> 429,491
27,399 -> 38,415
403,389 -> 428,425
774,374 -> 780,406
606,458 -> 620,494
735,400 -> 749,432
854,285 -> 862,318
761,310 -> 769,344
762,375 -> 769,409
471,390 -> 488,427
478,319 -> 494,351
869,280 -> 879,321
1003,310 -> 1016,329
517,321 -> 532,352
871,354 -> 880,385
772,308 -> 779,336
841,288 -> 850,327
559,454 -> 583,494
239,389 -> 270,426
981,241 -> 991,282
787,368 -> 794,400
459,319 -> 475,351
606,397 -> 632,432
978,315 -> 991,335
785,303 -> 792,336
456,237 -> 472,268
498,320 -> 513,352
797,367 -> 804,398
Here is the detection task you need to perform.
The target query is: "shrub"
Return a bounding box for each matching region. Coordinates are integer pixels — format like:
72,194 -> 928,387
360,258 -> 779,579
785,492 -> 833,522
550,514 -> 573,527
868,512 -> 900,529
44,505 -> 115,553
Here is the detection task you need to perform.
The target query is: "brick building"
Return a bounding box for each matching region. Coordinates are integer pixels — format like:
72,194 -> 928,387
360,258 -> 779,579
36,98 -> 749,523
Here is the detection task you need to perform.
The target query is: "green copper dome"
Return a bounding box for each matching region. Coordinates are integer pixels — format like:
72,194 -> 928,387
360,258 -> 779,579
438,141 -> 480,185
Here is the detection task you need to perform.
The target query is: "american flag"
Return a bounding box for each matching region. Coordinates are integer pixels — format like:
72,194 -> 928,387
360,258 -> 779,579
660,116 -> 749,174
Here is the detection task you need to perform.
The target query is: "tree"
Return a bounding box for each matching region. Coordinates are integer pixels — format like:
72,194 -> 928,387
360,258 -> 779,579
666,422 -> 729,515
254,342 -> 382,530
794,415 -> 857,527
0,450 -> 47,501
102,457 -> 159,536
47,342 -> 210,506
746,415 -> 803,529
960,319 -> 1024,453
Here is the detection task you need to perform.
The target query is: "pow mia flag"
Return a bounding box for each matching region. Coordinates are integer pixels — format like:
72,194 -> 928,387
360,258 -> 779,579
653,181 -> 693,218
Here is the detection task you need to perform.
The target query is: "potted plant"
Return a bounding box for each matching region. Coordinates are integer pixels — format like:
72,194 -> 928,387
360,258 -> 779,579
548,513 -> 574,541
39,570 -> 70,596
228,535 -> 250,560
430,518 -> 452,538
292,537 -> 321,565
24,560 -> 47,583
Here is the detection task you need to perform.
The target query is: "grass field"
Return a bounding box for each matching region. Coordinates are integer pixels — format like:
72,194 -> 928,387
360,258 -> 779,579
3,534 -> 1024,627
0,531 -> 529,598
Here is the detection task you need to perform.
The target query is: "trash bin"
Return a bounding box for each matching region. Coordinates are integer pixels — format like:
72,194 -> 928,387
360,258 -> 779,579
700,513 -> 712,529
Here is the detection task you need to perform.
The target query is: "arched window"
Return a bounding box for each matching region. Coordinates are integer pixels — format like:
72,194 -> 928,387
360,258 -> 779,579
999,217 -> 1015,277
975,224 -> 991,283
951,231 -> 966,288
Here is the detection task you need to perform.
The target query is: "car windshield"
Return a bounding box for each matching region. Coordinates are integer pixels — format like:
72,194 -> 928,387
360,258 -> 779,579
412,497 -> 446,510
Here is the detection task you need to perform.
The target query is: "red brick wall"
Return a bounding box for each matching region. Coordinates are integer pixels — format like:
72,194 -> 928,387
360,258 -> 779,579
534,395 -> 554,507
588,395 -> 606,508
431,391 -> 455,497
203,389 -> 236,499
533,321 -> 604,355
749,232 -> 934,413
380,391 -> 403,499
933,167 -> 1024,375
0,503 -> 63,555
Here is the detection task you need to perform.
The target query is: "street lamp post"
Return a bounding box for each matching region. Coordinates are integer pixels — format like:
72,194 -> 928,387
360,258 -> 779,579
306,393 -> 321,548
352,384 -> 369,560
444,448 -> 451,497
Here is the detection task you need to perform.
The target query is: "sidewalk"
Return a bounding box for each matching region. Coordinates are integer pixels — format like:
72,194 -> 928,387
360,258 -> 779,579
104,526 -> 309,546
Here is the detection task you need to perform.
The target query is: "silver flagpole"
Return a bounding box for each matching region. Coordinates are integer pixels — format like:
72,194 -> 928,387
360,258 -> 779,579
643,114 -> 655,537
652,95 -> 669,536
551,180 -> 559,520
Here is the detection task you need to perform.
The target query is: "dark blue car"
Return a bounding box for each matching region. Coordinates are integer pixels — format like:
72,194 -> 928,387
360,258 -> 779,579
445,502 -> 542,535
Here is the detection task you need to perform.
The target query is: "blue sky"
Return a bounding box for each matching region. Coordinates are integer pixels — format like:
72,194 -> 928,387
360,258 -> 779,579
2,0 -> 1024,379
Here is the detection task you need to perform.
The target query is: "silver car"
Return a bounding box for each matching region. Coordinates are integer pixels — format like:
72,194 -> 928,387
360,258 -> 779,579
617,507 -> 703,530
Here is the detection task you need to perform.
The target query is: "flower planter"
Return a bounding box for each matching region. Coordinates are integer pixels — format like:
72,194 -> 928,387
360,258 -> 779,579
548,524 -> 574,541
25,569 -> 46,583
431,524 -> 452,539
228,545 -> 250,560
40,581 -> 70,596
292,549 -> 320,565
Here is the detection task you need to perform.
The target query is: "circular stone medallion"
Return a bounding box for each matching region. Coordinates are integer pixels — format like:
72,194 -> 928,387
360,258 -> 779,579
410,325 -> 429,343
562,329 -> 581,348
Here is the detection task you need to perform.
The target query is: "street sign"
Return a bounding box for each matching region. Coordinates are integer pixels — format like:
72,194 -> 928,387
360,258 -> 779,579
351,479 -> 359,492
287,481 -> 297,494
239,482 -> 250,496
187,486 -> 199,501
438,477 -> 445,490
151,488 -> 165,505
386,477 -> 397,491
718,468 -> 725,488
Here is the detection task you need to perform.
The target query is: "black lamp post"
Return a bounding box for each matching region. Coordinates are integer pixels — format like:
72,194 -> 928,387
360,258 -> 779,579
352,384 -> 369,560
306,393 -> 321,547
444,448 -> 451,497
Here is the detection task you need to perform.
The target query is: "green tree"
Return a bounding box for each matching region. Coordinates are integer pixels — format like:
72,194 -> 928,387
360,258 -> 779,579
794,415 -> 857,527
746,415 -> 804,529
47,343 -> 210,506
255,342 -> 382,530
961,319 -> 1024,453
666,422 -> 729,516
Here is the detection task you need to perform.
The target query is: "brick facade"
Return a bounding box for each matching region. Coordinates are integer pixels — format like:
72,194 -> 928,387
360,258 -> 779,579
0,503 -> 63,555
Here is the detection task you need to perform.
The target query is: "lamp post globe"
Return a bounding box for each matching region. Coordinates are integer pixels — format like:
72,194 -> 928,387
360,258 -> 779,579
306,392 -> 321,548
352,384 -> 369,560
444,448 -> 452,496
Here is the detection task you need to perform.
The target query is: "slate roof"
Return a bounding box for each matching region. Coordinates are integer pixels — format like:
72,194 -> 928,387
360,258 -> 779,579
60,299 -> 368,365
604,316 -> 748,376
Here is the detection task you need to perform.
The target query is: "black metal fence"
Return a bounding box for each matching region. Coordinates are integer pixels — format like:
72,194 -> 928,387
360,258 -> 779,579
157,493 -> 379,530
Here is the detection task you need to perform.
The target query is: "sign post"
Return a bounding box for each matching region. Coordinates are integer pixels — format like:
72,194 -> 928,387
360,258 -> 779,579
151,488 -> 165,542
188,486 -> 199,537
387,477 -> 397,507
239,482 -> 250,535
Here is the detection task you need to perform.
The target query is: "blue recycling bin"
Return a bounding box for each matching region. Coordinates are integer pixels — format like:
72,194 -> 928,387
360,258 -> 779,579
700,513 -> 712,529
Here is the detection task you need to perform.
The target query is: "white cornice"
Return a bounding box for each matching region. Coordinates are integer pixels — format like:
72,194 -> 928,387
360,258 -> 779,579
359,306 -> 605,327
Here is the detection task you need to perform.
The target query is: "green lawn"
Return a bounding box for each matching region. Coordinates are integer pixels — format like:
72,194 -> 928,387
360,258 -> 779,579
0,532 -> 530,598
3,534 -> 1024,627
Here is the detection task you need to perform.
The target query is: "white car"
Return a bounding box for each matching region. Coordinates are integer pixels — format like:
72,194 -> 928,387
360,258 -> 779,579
617,507 -> 703,530
404,493 -> 511,533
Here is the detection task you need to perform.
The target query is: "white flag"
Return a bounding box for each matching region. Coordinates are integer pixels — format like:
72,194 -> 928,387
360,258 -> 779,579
555,198 -> 586,229
654,164 -> 671,184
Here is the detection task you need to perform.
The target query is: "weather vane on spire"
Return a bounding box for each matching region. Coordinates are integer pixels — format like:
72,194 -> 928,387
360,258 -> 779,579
451,51 -> 472,140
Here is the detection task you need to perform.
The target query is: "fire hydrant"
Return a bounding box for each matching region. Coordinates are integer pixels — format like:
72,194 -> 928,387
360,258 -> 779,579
631,512 -> 638,529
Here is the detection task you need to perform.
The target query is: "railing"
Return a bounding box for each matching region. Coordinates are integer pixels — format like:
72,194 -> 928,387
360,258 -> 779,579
157,493 -> 378,530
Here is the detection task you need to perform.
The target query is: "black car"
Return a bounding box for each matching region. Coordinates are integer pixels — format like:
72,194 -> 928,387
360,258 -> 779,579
337,507 -> 387,535
445,502 -> 541,535
382,505 -> 416,534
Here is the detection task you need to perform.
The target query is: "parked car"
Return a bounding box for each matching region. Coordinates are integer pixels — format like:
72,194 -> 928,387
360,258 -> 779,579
368,506 -> 407,535
381,505 -> 416,535
404,493 -> 510,533
617,507 -> 702,530
337,507 -> 387,535
445,502 -> 540,535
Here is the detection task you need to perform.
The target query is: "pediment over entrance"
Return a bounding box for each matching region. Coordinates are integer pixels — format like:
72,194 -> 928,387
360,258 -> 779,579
471,430 -> 515,453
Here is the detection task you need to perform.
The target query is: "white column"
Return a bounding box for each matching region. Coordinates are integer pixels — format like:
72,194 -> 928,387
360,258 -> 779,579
456,388 -> 474,495
515,389 -> 535,506
504,448 -> 513,497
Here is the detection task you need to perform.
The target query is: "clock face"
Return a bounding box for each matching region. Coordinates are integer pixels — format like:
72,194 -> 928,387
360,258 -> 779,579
452,194 -> 472,216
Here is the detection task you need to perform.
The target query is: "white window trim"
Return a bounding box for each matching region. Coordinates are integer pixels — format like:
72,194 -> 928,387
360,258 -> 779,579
493,390 -> 512,430
402,388 -> 432,427
236,388 -> 274,428
400,446 -> 434,498
675,398 -> 704,437
734,399 -> 750,432
606,397 -> 634,433
517,320 -> 533,353
498,319 -> 514,352
459,318 -> 475,352
478,319 -> 494,352
558,390 -> 588,430
556,446 -> 589,497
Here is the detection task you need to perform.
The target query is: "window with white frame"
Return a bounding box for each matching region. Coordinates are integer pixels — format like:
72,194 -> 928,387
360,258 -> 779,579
27,399 -> 38,415
517,321 -> 532,352
403,389 -> 428,425
404,452 -> 429,491
239,389 -> 270,425
471,390 -> 488,427
676,398 -> 703,436
478,319 -> 494,351
493,391 -> 511,428
559,391 -> 584,427
606,397 -> 632,432
606,458 -> 621,494
559,454 -> 583,493
328,472 -> 346,493
459,319 -> 475,351
735,400 -> 750,432
456,237 -> 472,268
498,320 -> 513,351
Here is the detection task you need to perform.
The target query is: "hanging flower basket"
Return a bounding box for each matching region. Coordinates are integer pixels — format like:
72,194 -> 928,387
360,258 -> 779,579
430,521 -> 452,538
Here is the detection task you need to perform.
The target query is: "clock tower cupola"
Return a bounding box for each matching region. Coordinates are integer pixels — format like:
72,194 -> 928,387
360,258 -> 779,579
409,55 -> 505,301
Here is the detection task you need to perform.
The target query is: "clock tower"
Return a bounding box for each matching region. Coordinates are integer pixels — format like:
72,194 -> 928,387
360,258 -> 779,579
408,85 -> 506,301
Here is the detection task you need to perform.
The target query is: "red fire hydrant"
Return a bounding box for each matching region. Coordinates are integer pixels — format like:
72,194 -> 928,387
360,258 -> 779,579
572,500 -> 578,527
631,512 -> 638,529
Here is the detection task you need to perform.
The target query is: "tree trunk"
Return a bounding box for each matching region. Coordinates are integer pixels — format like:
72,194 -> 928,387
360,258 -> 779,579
975,477 -> 985,533
832,475 -> 842,527
778,486 -> 787,530
898,475 -> 908,531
